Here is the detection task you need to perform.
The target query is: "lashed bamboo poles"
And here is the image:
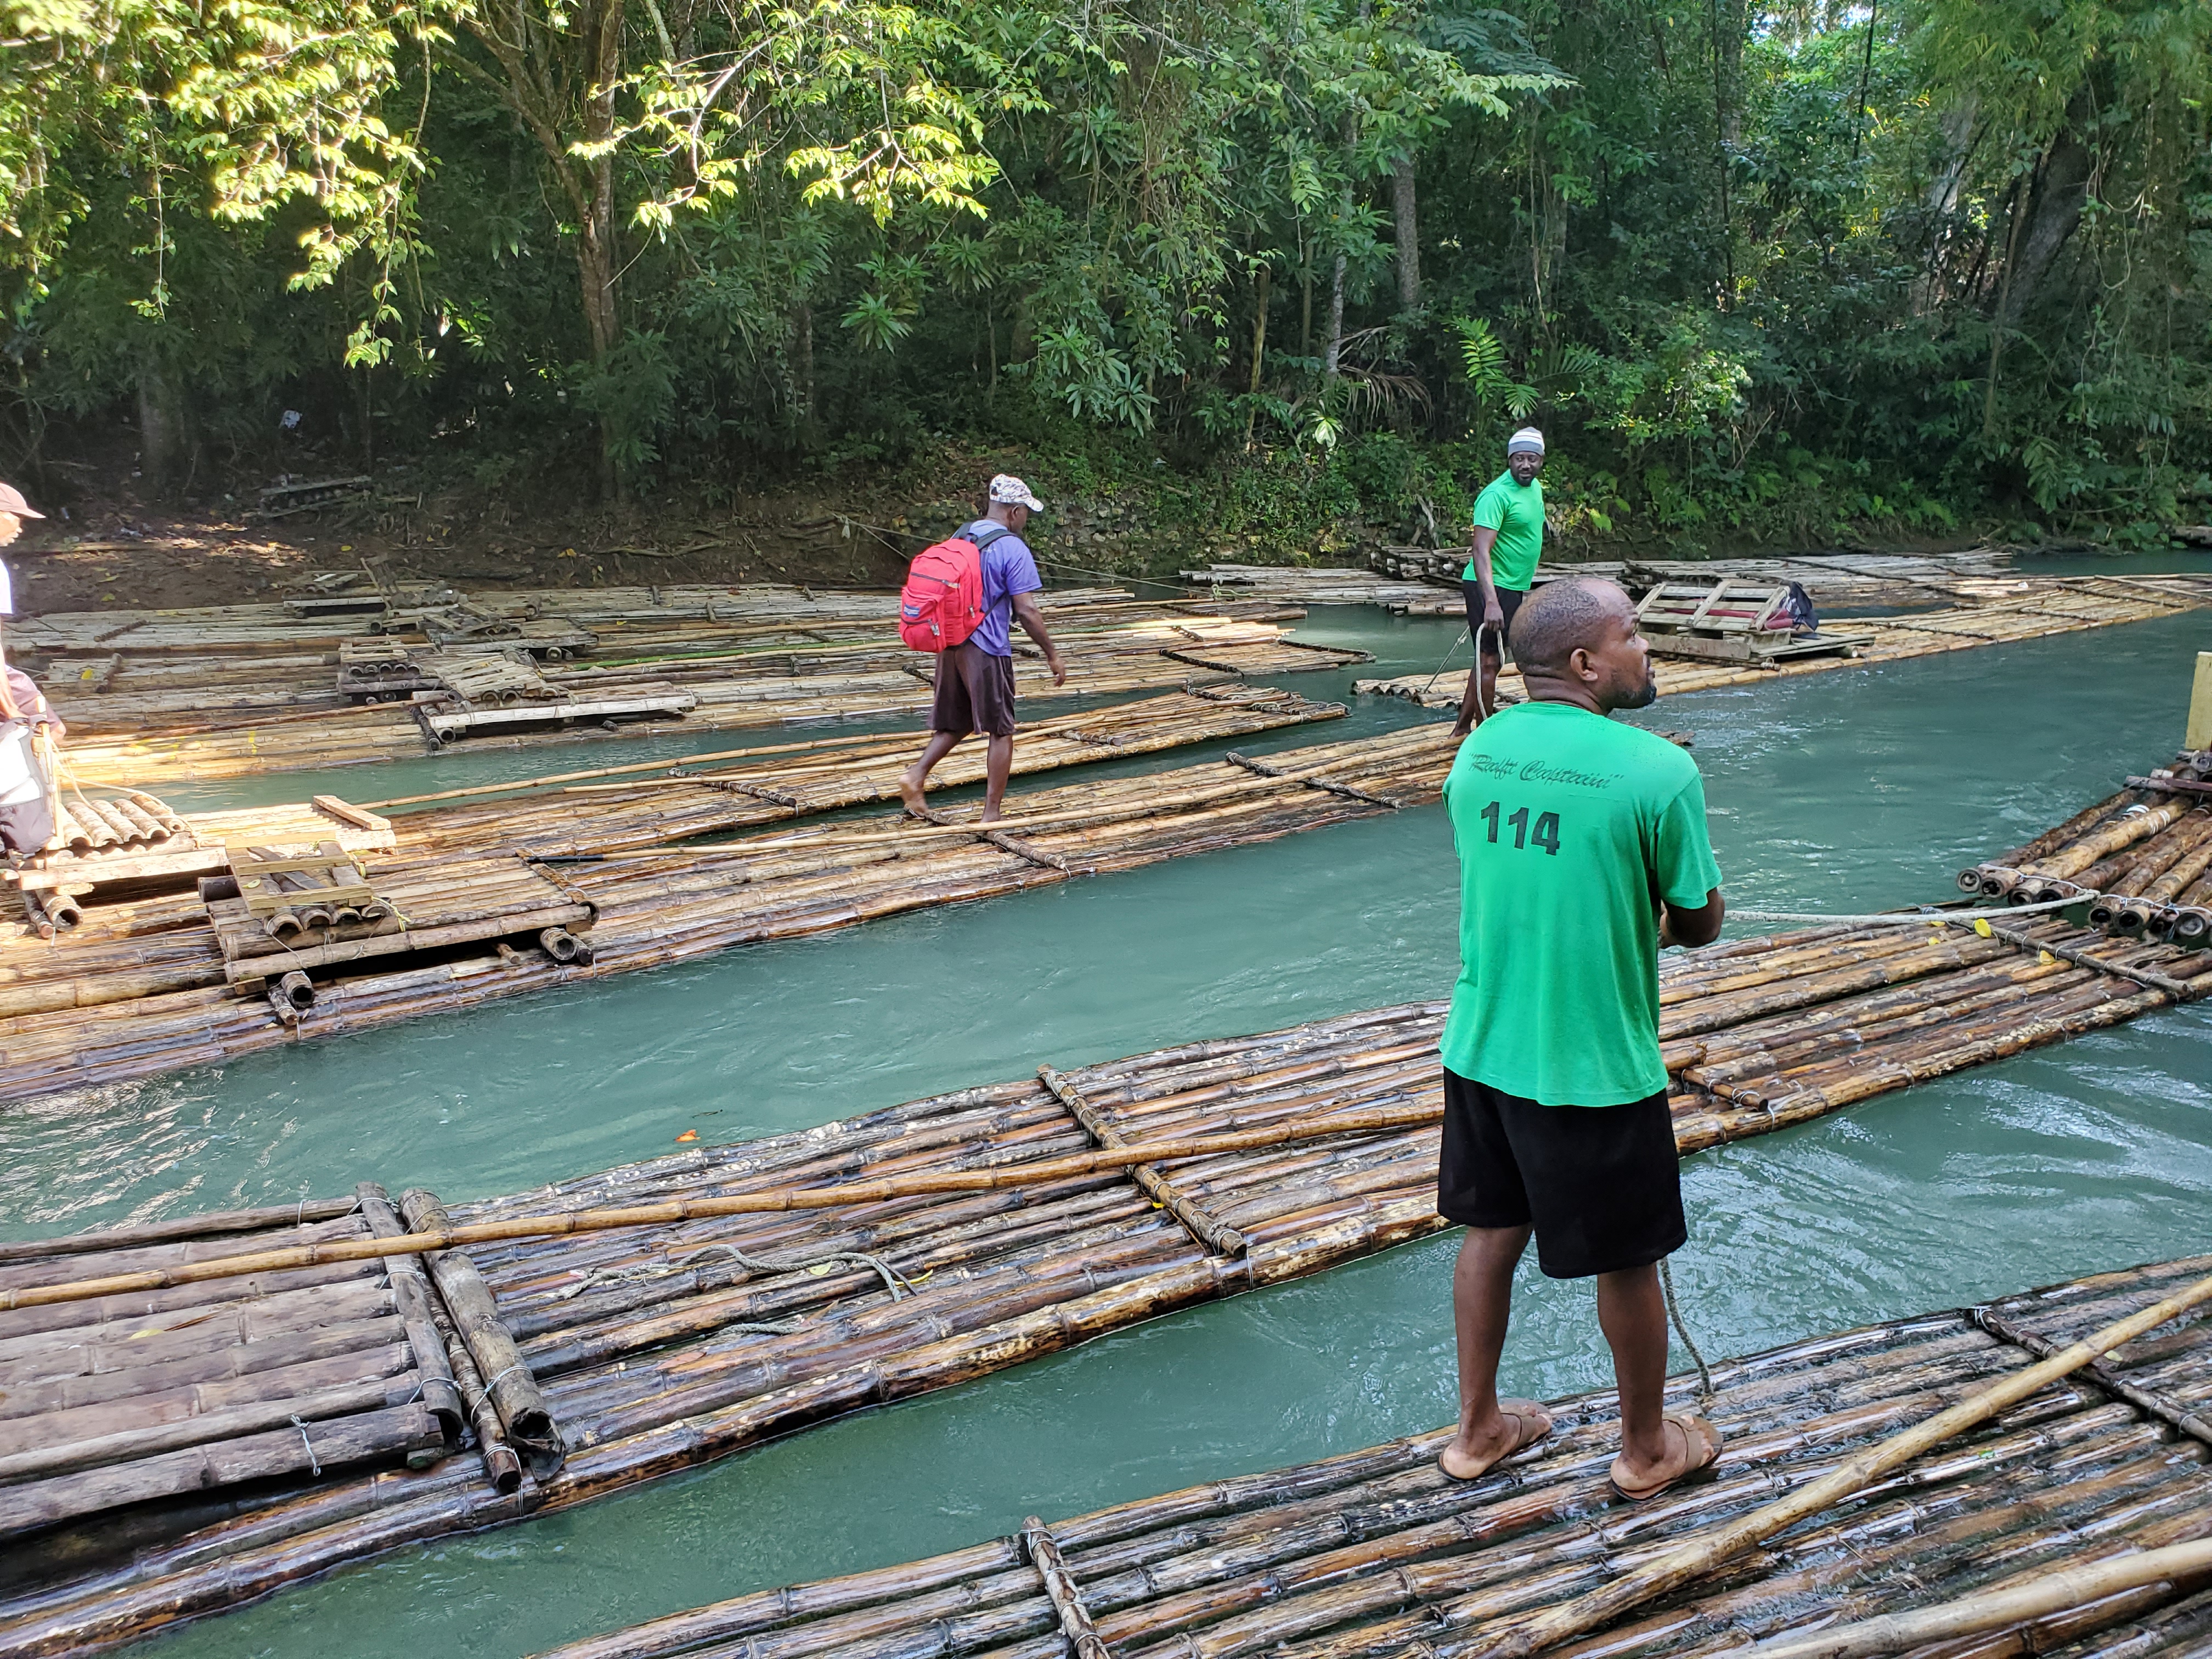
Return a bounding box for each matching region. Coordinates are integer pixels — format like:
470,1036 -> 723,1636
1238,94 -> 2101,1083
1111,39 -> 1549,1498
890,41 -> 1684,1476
1430,1265 -> 2212,1659
520,1252 -> 2212,1659
1962,749 -> 2212,942
1358,574 -> 2212,712
48,597 -> 1364,785
2,974 -> 2208,1656
0,1102 -> 1447,1312
1741,1537 -> 2212,1659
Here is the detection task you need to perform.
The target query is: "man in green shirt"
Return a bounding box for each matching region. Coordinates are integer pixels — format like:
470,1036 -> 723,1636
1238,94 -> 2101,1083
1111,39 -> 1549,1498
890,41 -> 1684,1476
1435,577 -> 1730,1503
1453,427 -> 1548,737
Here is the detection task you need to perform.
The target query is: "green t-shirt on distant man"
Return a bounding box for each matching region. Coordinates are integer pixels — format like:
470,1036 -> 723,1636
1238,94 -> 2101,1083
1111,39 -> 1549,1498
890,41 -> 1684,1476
1460,470 -> 1545,591
1439,702 -> 1723,1106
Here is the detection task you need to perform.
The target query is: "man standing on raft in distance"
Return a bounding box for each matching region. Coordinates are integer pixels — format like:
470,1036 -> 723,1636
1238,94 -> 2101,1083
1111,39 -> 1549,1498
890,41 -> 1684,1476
1452,427 -> 1548,737
899,474 -> 1066,823
1436,577 -> 1728,1502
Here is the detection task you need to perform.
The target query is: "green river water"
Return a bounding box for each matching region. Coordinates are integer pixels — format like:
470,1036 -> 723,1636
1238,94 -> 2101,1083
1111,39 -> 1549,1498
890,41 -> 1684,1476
2,585 -> 2209,1657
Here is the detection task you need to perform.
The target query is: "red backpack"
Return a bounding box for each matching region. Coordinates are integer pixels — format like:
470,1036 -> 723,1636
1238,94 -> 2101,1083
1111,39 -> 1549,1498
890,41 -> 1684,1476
898,522 -> 1011,651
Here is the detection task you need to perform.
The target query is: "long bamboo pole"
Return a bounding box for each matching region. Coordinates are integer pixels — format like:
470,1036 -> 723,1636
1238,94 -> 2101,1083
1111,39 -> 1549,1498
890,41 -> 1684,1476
1431,1266 -> 2212,1659
0,1103 -> 1439,1312
1741,1538 -> 2212,1659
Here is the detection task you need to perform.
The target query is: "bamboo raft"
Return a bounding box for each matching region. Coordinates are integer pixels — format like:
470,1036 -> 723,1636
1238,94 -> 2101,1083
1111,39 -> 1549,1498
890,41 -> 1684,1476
1368,549 -> 2022,609
12,697 -> 2212,1101
2,953 -> 2209,1656
1960,749 -> 2212,944
524,1251 -> 2212,1659
1357,574 -> 2212,706
25,586 -> 1363,786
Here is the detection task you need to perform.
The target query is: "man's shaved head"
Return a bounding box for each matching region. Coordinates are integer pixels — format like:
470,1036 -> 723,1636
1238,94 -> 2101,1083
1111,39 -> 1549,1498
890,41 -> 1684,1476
1508,578 -> 1633,675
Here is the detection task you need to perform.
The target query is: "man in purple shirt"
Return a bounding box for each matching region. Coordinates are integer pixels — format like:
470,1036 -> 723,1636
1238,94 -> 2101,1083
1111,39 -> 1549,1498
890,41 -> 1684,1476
899,473 -> 1067,822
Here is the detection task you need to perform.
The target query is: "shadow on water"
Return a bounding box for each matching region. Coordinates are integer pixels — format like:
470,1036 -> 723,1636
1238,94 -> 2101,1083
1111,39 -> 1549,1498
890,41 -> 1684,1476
3,605 -> 2205,1658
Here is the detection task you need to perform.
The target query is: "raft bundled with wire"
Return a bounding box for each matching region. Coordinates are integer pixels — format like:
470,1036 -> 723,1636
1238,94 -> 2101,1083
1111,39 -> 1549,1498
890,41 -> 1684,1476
2,944 -> 2210,1655
523,1252 -> 2212,1659
1960,749 -> 2212,944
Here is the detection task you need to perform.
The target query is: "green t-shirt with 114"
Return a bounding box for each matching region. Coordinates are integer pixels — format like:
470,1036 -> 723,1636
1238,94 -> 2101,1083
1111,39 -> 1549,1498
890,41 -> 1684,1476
1439,702 -> 1723,1106
1459,469 -> 1545,590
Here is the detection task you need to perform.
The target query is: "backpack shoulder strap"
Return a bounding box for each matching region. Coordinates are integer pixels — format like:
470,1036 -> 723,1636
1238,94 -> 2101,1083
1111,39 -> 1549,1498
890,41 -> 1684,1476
965,522 -> 1014,551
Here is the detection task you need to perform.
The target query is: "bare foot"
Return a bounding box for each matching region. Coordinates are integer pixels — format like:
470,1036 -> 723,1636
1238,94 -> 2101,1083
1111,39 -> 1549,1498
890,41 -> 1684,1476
898,769 -> 928,818
978,804 -> 1003,825
1438,1400 -> 1553,1482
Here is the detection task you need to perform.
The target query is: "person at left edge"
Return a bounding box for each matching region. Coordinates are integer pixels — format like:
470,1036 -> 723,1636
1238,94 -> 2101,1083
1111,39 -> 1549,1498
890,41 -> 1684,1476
0,480 -> 41,720
0,483 -> 62,857
899,473 -> 1066,823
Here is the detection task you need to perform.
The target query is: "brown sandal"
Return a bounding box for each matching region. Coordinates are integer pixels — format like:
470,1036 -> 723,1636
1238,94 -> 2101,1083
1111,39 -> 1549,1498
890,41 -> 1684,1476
1609,1412 -> 1723,1502
1439,1401 -> 1555,1482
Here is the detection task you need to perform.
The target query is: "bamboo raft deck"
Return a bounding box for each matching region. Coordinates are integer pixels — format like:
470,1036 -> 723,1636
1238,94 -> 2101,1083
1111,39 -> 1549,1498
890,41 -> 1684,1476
2,966 -> 2209,1656
1367,549 -> 2024,611
526,1251 -> 2212,1659
1356,574 -> 2212,708
24,586 -> 1363,785
1961,749 -> 2212,945
12,699 -> 2212,1101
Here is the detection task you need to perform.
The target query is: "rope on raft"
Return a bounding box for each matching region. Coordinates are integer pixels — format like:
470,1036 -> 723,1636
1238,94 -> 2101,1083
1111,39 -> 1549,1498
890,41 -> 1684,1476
1726,895 -> 2079,924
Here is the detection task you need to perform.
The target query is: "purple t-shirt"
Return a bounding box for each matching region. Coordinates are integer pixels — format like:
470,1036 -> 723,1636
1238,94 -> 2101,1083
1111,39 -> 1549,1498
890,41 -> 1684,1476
964,521 -> 1041,657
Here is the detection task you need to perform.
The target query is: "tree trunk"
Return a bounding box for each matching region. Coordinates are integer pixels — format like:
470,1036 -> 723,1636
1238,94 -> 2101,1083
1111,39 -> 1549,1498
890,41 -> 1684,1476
1244,264 -> 1269,449
1324,254 -> 1347,382
560,0 -> 627,499
136,354 -> 186,500
790,300 -> 818,440
1997,121 -> 2094,333
1391,158 -> 1420,311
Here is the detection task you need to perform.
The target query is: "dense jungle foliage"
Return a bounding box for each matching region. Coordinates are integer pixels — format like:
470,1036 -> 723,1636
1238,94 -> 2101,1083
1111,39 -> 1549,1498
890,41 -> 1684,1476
2,0 -> 2208,550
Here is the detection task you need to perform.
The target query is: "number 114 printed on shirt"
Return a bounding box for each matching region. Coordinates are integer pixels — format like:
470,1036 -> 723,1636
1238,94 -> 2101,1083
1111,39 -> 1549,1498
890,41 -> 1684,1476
1477,800 -> 1562,855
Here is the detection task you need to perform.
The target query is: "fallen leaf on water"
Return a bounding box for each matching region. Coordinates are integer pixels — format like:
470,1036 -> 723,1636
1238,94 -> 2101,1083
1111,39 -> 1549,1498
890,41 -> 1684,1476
674,1130 -> 698,1143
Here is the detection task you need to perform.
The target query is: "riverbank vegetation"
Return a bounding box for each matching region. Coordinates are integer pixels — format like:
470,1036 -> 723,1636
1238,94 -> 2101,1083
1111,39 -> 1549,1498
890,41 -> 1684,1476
2,0 -> 2207,558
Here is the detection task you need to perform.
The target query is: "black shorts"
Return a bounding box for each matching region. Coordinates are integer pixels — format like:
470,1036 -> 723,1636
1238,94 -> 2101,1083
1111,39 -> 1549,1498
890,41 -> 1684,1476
1462,582 -> 1527,657
1437,1068 -> 1684,1279
929,642 -> 1018,737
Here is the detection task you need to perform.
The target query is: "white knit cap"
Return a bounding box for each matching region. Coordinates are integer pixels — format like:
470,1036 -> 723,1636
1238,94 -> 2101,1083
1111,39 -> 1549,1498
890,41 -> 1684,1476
1506,428 -> 1545,455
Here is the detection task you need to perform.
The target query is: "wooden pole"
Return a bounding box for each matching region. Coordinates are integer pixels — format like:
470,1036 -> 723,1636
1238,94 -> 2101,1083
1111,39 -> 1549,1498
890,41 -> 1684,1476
2189,651 -> 2212,751
1438,1265 -> 2212,1659
0,1103 -> 1442,1311
1742,1538 -> 2212,1659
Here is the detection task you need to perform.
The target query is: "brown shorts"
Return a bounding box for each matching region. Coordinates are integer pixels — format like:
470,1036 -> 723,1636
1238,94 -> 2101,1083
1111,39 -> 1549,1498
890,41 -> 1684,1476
930,642 -> 1018,737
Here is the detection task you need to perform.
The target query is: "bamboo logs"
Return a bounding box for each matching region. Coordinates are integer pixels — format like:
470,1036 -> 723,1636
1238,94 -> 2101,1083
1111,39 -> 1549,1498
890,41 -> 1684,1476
1961,750 -> 2212,942
3,952 -> 2210,1656
523,1252 -> 2212,1659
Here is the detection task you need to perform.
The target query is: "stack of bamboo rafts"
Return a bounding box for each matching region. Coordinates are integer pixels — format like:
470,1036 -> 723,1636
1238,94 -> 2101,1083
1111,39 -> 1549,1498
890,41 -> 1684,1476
8,794 -> 395,937
1358,574 -> 2212,708
1961,751 -> 2212,945
525,1252 -> 2212,1659
3,983 -> 2210,1656
25,586 -> 1362,786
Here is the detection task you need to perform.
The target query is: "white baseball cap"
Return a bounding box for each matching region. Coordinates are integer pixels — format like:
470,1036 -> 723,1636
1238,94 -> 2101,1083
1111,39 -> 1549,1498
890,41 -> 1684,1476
989,473 -> 1045,511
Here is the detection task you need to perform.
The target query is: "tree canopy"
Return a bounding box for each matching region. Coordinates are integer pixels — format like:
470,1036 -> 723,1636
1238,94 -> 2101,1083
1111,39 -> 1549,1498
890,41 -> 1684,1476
3,0 -> 2206,544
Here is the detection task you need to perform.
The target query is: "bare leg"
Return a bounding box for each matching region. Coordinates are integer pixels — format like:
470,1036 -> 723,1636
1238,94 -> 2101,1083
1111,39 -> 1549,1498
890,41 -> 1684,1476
899,730 -> 964,816
1596,1261 -> 1674,1484
1453,641 -> 1505,733
979,734 -> 1014,821
1440,1224 -> 1532,1478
